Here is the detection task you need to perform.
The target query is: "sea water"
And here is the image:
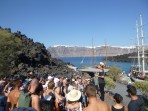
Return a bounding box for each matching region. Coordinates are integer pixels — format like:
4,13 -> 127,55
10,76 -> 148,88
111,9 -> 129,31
58,57 -> 133,74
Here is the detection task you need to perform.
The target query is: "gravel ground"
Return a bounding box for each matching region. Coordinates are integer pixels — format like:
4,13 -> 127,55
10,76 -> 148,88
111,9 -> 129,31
103,83 -> 142,106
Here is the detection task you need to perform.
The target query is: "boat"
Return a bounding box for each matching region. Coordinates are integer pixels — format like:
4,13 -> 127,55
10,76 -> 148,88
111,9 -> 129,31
129,15 -> 148,80
67,64 -> 78,71
79,67 -> 109,73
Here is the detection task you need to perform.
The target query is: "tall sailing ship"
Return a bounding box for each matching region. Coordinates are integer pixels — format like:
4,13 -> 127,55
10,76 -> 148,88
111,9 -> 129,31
129,15 -> 148,80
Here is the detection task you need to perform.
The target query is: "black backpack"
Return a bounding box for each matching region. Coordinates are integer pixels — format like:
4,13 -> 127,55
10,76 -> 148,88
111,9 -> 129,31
40,91 -> 55,111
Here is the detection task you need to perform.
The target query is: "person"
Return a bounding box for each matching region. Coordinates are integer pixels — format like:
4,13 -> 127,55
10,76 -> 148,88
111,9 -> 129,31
127,85 -> 144,111
111,93 -> 127,111
44,76 -> 54,88
0,81 -> 7,111
18,78 -> 41,111
96,62 -> 105,101
54,78 -> 65,111
83,84 -> 110,111
93,73 -> 99,94
42,80 -> 55,111
36,82 -> 54,111
29,79 -> 41,111
58,77 -> 64,88
66,89 -> 82,111
61,78 -> 68,97
6,79 -> 22,110
67,81 -> 77,93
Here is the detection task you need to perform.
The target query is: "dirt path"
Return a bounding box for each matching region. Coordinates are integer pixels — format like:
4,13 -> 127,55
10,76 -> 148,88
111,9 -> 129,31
104,83 -> 142,106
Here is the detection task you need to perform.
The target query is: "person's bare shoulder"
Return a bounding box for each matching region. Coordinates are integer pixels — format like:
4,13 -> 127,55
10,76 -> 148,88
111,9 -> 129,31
55,87 -> 60,93
31,95 -> 40,111
31,94 -> 40,105
97,100 -> 111,111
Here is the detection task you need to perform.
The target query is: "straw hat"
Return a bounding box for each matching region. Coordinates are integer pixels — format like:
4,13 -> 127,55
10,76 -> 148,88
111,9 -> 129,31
67,89 -> 81,101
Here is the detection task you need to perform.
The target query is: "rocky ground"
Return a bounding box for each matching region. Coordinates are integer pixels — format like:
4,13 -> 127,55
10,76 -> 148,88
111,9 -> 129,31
103,83 -> 148,110
104,83 -> 132,106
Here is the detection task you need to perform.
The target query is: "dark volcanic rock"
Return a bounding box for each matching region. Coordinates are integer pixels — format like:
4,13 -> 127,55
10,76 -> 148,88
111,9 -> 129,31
0,28 -> 77,78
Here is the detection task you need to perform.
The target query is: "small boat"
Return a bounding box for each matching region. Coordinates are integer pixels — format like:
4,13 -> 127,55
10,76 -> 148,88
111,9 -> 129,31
67,64 -> 78,71
79,67 -> 109,73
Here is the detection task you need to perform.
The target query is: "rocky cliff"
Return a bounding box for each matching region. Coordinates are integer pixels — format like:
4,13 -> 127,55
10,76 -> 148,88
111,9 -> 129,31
0,27 -> 76,78
47,45 -> 136,57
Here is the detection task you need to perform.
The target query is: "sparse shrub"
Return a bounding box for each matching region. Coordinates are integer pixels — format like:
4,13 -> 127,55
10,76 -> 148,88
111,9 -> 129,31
133,81 -> 148,97
107,66 -> 122,81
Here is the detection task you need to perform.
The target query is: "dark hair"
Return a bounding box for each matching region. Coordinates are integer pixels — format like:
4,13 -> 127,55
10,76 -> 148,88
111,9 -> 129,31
67,100 -> 77,104
85,84 -> 96,97
113,93 -> 123,103
12,79 -> 22,87
35,83 -> 43,95
100,65 -> 104,68
127,85 -> 137,96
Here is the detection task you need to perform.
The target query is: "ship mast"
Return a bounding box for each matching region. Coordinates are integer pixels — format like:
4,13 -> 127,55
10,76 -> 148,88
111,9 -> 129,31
92,38 -> 95,66
136,20 -> 140,72
140,15 -> 145,76
105,40 -> 108,64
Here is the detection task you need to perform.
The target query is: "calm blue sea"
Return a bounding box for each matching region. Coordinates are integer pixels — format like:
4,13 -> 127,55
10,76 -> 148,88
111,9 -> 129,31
58,57 -> 133,74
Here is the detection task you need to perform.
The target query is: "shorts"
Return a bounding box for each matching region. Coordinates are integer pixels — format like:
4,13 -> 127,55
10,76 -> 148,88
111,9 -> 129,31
95,85 -> 99,90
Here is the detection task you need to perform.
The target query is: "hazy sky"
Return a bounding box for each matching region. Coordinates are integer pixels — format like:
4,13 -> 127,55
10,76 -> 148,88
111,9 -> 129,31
0,0 -> 148,48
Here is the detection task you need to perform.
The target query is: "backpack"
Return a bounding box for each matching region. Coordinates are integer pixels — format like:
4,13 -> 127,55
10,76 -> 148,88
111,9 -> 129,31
18,91 -> 31,107
0,95 -> 7,111
40,99 -> 52,111
12,107 -> 36,111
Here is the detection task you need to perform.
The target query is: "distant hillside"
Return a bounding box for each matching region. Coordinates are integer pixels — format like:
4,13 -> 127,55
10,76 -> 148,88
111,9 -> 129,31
107,50 -> 148,62
47,45 -> 136,57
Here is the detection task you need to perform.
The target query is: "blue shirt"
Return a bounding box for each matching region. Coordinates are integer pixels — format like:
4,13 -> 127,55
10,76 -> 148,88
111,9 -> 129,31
0,94 -> 7,111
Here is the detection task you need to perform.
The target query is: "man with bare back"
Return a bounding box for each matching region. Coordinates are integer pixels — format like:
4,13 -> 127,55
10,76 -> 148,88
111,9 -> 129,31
6,79 -> 22,110
83,84 -> 110,111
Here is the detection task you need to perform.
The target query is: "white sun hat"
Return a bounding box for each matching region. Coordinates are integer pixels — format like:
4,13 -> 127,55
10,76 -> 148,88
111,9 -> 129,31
48,76 -> 53,80
54,78 -> 59,84
99,62 -> 105,66
67,89 -> 81,101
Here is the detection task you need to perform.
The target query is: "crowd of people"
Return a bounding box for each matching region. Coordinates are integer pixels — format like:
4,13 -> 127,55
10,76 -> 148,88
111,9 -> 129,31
0,62 -> 145,111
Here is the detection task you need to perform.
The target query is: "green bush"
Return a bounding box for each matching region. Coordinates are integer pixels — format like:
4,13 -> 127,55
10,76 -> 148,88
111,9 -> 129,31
108,66 -> 122,77
105,76 -> 116,90
133,81 -> 148,97
107,66 -> 122,81
0,29 -> 22,76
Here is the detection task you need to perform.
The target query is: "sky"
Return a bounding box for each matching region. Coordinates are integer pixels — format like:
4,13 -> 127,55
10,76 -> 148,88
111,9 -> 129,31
0,0 -> 148,48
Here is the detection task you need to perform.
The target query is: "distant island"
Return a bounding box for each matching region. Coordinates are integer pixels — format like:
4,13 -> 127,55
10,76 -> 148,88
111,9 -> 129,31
48,45 -> 148,63
107,50 -> 148,63
47,45 -> 136,57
